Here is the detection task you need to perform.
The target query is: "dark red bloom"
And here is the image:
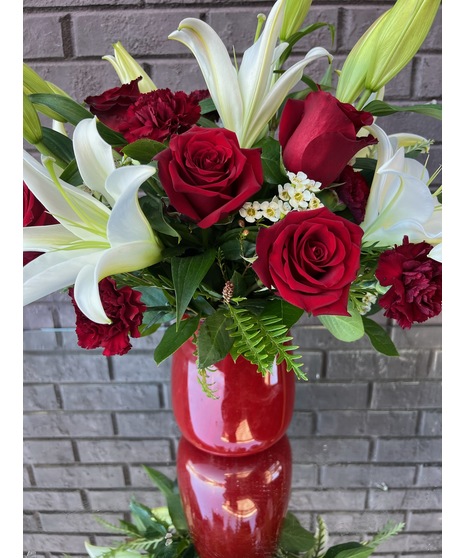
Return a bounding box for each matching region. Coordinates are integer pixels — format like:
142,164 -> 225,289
84,78 -> 142,132
375,236 -> 442,328
278,90 -> 377,188
69,278 -> 146,356
252,207 -> 363,316
23,182 -> 58,266
155,126 -> 263,228
335,165 -> 370,224
120,88 -> 202,144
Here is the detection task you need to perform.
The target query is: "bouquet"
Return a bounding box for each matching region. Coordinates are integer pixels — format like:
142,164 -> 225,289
23,0 -> 442,384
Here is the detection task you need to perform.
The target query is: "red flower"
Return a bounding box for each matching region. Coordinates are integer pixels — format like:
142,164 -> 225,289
23,182 -> 58,266
68,278 -> 146,356
375,236 -> 442,328
84,78 -> 142,132
155,126 -> 263,228
278,90 -> 377,188
335,165 -> 370,224
120,88 -> 202,144
252,207 -> 363,316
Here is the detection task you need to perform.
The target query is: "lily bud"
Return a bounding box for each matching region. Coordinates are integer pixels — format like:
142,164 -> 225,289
102,41 -> 157,93
23,63 -> 69,122
336,0 -> 440,104
23,93 -> 43,145
279,0 -> 313,41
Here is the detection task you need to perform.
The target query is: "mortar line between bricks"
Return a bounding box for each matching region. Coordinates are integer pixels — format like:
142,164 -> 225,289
53,384 -> 64,410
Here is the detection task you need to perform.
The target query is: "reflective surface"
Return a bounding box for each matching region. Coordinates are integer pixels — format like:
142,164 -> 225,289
177,435 -> 292,558
172,337 -> 295,456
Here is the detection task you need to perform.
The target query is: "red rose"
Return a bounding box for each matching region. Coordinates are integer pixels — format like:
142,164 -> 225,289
375,236 -> 442,329
252,207 -> 363,316
120,88 -> 201,144
23,182 -> 58,266
278,90 -> 377,188
84,78 -> 142,132
335,165 -> 370,224
68,278 -> 146,356
155,126 -> 263,228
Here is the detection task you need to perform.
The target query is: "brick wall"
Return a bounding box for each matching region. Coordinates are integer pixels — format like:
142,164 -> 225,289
23,1 -> 442,556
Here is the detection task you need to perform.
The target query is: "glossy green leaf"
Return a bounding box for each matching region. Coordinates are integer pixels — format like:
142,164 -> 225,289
40,127 -> 75,165
362,317 -> 399,356
153,315 -> 200,364
256,136 -> 288,184
143,465 -> 175,496
279,512 -> 316,553
364,99 -> 442,120
318,306 -> 365,342
197,310 -> 234,368
260,299 -> 304,330
29,93 -> 93,125
122,138 -> 167,164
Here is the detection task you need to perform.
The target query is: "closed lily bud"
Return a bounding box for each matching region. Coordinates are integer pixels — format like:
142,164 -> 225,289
336,0 -> 440,104
23,63 -> 69,122
279,0 -> 313,41
102,41 -> 157,93
23,93 -> 43,145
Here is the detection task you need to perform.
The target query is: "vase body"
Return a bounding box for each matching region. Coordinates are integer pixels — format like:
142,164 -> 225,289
171,336 -> 295,456
176,435 -> 292,558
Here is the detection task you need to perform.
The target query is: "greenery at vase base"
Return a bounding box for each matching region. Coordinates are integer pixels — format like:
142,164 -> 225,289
81,465 -> 404,558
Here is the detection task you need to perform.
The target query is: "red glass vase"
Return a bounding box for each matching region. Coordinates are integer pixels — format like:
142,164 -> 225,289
176,435 -> 292,558
171,336 -> 295,456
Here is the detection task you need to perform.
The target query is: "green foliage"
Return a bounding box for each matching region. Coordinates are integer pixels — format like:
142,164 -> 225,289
363,99 -> 442,120
84,467 -> 404,558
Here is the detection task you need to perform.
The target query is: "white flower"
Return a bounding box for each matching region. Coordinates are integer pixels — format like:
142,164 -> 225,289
260,198 -> 282,222
287,171 -> 321,193
23,117 -> 164,324
307,193 -> 324,210
278,182 -> 292,202
239,201 -> 263,223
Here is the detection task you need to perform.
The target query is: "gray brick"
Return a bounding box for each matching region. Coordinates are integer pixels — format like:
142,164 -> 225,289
291,438 -> 370,463
39,511 -> 123,532
23,353 -> 110,383
317,410 -> 417,436
290,489 -> 366,511
295,382 -> 369,410
86,488 -> 166,512
77,439 -> 171,463
407,511 -> 442,531
128,464 -> 176,487
23,329 -> 60,351
374,438 -> 441,463
23,385 -> 60,411
25,0 -> 139,5
24,412 -> 114,438
61,383 -> 160,411
23,14 -> 64,59
367,533 -> 441,553
371,382 -> 441,409
33,465 -> 125,488
321,464 -> 416,488
111,352 -> 171,381
23,490 -> 83,512
23,533 -> 88,553
322,511 -> 406,534
290,463 -> 319,488
420,410 -> 442,436
23,303 -> 56,329
339,7 -> 387,52
288,411 -> 315,437
292,325 -> 372,351
72,10 -> 203,58
417,465 -> 442,487
24,440 -> 75,464
414,55 -> 442,99
391,325 -> 442,350
23,512 -> 39,531
115,411 -> 181,437
326,350 -> 431,380
368,488 -> 441,510
145,59 -> 210,92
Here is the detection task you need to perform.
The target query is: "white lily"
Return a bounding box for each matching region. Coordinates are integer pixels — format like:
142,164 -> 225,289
360,123 -> 441,261
169,0 -> 331,148
23,118 -> 163,324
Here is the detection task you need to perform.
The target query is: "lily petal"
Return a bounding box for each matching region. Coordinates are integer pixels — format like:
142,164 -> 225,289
23,224 -> 84,251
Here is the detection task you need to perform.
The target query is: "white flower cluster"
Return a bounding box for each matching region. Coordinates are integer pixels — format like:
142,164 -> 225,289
359,292 -> 378,315
239,171 -> 323,223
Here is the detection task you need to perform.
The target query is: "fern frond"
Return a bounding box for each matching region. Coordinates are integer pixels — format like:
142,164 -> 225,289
365,520 -> 405,548
92,516 -> 139,537
197,366 -> 219,399
311,515 -> 328,558
225,305 -> 307,379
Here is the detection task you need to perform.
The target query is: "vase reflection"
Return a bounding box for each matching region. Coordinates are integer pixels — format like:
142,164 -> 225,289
176,435 -> 292,558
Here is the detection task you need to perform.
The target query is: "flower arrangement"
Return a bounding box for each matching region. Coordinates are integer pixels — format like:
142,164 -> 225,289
23,0 -> 442,384
82,465 -> 404,558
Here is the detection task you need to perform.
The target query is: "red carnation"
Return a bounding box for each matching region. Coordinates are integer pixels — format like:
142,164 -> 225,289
68,278 -> 146,356
23,182 -> 58,266
120,88 -> 201,144
336,165 -> 370,224
84,78 -> 142,132
375,236 -> 442,329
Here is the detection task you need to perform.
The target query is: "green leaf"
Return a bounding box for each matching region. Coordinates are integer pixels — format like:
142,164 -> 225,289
166,492 -> 189,534
137,286 -> 171,308
197,115 -> 219,128
40,126 -> 75,165
363,99 -> 442,120
139,196 -> 181,240
171,250 -> 217,327
96,121 -> 127,147
278,512 -> 316,553
197,310 -> 234,369
85,542 -> 141,558
362,317 -> 399,356
59,158 -> 82,186
327,543 -> 375,558
122,138 -> 167,164
199,97 -> 217,115
318,306 -> 364,342
260,299 -> 304,330
129,499 -> 165,535
255,136 -> 288,184
142,465 -> 175,496
29,93 -> 93,125
153,316 -> 200,364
